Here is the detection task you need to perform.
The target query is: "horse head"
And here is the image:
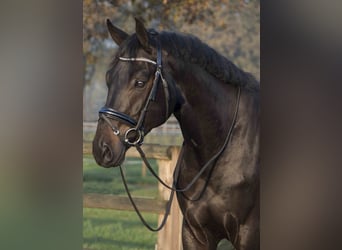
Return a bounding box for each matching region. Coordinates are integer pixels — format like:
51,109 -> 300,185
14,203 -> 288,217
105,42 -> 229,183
92,18 -> 177,167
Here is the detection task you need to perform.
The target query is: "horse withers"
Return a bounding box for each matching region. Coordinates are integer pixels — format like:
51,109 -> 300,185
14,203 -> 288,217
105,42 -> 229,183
92,18 -> 259,250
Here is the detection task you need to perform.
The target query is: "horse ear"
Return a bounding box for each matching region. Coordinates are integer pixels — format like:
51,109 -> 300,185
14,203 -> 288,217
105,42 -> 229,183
135,17 -> 151,52
106,19 -> 129,46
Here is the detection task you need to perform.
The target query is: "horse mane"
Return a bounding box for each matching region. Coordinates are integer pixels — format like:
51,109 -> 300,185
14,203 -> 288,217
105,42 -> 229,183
116,30 -> 259,92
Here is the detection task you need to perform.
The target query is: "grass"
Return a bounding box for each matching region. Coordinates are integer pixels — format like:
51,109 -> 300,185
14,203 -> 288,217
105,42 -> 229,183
83,209 -> 158,250
83,155 -> 160,250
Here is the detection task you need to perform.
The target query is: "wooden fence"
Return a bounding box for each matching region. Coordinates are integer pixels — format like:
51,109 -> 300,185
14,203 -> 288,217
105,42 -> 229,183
83,142 -> 183,250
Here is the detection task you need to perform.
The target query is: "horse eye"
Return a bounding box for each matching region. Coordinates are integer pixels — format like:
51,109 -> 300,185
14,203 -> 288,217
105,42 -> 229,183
135,80 -> 146,88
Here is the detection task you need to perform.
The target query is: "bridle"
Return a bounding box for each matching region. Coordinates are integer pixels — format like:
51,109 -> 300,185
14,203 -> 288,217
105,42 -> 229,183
98,38 -> 241,231
99,40 -> 169,147
98,40 -> 176,232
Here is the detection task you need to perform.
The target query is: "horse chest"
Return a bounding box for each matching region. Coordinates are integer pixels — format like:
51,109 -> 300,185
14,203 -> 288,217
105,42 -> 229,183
178,151 -> 256,221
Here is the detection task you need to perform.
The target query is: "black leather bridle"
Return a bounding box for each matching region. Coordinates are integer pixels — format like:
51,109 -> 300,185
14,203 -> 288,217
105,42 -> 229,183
99,41 -> 169,146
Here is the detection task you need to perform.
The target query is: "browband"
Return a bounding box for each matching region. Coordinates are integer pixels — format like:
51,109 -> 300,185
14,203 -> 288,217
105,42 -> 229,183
118,57 -> 157,65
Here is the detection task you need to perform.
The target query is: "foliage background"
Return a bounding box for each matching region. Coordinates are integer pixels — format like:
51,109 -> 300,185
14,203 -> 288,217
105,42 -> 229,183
83,0 -> 259,121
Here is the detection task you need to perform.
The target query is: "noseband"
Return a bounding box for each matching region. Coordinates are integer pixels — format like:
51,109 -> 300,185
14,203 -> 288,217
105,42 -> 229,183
99,41 -> 169,146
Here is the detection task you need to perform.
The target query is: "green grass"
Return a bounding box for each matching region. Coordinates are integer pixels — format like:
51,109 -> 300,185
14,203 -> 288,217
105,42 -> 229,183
83,155 -> 160,250
83,209 -> 158,250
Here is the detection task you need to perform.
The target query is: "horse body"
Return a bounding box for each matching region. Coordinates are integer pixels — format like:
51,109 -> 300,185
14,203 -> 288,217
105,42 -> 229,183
92,18 -> 259,250
171,63 -> 259,249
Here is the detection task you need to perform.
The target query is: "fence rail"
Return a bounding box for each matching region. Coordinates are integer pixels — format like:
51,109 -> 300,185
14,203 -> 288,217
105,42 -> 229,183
83,193 -> 167,214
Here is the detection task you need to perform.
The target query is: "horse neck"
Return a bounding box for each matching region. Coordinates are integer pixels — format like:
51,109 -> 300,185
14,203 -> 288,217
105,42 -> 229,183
171,63 -> 239,164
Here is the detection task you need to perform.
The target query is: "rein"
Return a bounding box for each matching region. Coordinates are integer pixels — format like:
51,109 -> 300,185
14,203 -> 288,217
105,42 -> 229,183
119,165 -> 176,231
135,86 -> 241,195
98,40 -> 241,231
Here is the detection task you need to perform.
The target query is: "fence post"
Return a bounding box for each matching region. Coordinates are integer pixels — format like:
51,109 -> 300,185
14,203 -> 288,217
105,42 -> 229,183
156,146 -> 183,250
141,162 -> 147,177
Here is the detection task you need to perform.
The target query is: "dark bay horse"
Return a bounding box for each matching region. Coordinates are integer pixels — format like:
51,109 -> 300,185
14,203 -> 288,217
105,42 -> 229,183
92,18 -> 259,250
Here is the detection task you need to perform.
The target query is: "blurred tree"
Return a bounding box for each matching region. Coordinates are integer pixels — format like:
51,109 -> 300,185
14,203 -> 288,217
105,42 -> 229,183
83,0 -> 259,86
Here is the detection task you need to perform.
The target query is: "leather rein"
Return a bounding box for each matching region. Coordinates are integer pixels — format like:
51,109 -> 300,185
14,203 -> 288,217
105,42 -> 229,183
98,40 -> 241,231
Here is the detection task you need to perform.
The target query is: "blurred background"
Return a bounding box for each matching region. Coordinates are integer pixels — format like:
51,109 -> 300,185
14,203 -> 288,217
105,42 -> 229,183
83,1 -> 259,249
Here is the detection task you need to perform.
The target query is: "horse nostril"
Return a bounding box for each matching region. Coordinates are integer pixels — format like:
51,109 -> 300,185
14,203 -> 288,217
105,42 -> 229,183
102,144 -> 113,163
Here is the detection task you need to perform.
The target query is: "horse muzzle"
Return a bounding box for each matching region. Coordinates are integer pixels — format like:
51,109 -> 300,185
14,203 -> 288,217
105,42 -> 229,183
92,124 -> 127,168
